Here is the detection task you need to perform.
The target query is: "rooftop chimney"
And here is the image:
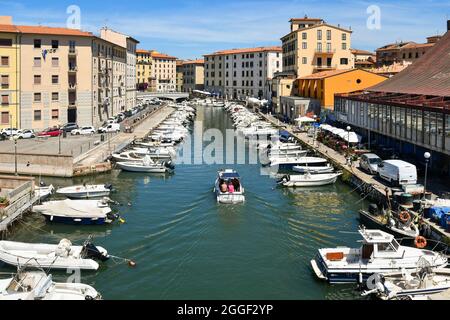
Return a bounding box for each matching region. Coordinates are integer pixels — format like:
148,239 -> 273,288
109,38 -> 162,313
0,16 -> 13,25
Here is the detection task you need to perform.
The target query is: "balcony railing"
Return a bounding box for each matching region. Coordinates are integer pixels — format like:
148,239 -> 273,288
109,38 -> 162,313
68,83 -> 77,90
68,48 -> 77,55
68,102 -> 77,108
314,49 -> 336,55
313,64 -> 337,69
68,66 -> 78,72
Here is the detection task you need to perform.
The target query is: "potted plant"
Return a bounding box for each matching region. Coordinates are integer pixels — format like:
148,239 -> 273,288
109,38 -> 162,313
0,197 -> 9,209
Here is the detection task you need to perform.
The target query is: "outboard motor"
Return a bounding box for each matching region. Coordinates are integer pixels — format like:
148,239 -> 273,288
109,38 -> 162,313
104,183 -> 113,190
276,175 -> 290,185
81,240 -> 109,262
164,161 -> 176,170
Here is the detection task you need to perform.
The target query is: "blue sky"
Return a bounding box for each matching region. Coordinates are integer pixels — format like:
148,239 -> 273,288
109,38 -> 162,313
1,0 -> 449,59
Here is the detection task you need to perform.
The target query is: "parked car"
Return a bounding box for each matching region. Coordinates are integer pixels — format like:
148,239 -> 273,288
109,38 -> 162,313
14,129 -> 35,139
98,123 -> 121,133
38,127 -> 62,137
1,128 -> 19,137
377,160 -> 418,186
61,123 -> 79,133
71,126 -> 96,135
360,153 -> 382,175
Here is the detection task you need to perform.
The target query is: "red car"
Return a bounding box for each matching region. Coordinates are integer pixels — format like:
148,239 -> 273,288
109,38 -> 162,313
38,127 -> 63,137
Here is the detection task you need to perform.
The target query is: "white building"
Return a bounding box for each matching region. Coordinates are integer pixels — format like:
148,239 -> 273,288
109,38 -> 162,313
152,52 -> 177,92
203,46 -> 282,100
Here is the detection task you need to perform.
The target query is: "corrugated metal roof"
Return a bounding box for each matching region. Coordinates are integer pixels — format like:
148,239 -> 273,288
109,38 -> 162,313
369,31 -> 450,97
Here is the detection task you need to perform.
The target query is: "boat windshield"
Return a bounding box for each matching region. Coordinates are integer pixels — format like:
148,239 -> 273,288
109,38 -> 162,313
391,239 -> 400,251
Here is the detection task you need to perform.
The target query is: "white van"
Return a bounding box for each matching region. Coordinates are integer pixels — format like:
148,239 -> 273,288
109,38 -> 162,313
98,123 -> 121,133
377,160 -> 417,186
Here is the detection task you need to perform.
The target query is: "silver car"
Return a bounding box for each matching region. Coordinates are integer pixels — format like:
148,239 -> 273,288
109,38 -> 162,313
360,153 -> 382,175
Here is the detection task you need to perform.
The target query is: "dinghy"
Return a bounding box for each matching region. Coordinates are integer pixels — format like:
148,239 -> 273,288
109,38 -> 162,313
277,172 -> 342,187
0,270 -> 101,300
117,155 -> 175,173
0,239 -> 109,270
35,184 -> 54,202
311,229 -> 448,284
56,184 -> 112,199
362,266 -> 450,300
33,199 -> 114,225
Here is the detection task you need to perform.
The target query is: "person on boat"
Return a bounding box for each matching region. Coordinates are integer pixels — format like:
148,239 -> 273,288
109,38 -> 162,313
220,180 -> 228,193
232,178 -> 240,192
228,182 -> 235,194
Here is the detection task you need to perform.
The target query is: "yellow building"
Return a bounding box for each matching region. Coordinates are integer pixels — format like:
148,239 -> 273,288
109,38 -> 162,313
281,16 -> 354,78
297,68 -> 388,110
0,17 -> 20,129
136,49 -> 154,91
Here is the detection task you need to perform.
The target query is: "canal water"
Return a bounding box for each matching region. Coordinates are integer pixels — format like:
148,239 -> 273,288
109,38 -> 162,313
5,106 -> 369,300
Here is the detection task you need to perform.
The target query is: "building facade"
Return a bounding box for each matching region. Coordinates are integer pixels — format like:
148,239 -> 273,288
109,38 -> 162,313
182,59 -> 204,93
0,18 -> 20,129
152,52 -> 177,92
376,36 -> 441,67
204,47 -> 282,100
136,50 -> 155,91
176,60 -> 183,92
281,17 -> 354,78
100,27 -> 139,111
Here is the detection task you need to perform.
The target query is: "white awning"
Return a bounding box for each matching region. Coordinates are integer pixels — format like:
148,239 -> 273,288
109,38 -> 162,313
295,116 -> 316,123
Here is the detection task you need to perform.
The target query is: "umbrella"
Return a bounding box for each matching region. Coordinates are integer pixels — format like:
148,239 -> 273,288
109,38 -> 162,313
295,116 -> 316,123
339,132 -> 362,143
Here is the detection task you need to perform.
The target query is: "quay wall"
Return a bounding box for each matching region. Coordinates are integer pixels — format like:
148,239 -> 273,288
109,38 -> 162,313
0,152 -> 73,177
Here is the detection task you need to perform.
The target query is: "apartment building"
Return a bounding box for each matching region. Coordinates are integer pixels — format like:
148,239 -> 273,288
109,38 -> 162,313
19,26 -> 95,129
182,59 -> 204,93
203,47 -> 282,100
0,17 -> 20,129
136,49 -> 155,91
281,16 -> 354,78
100,27 -> 139,111
176,60 -> 184,92
152,52 -> 177,92
376,35 -> 442,67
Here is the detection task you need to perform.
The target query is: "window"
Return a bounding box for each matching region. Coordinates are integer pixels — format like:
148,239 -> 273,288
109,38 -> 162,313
1,112 -> 8,124
340,58 -> 349,65
52,57 -> 59,67
302,42 -> 307,49
1,56 -> 9,66
52,40 -> 59,49
342,43 -> 347,50
302,57 -> 307,64
51,109 -> 59,119
52,75 -> 59,84
1,75 -> 9,89
34,110 -> 42,121
1,94 -> 9,105
317,30 -> 322,40
34,93 -> 41,102
302,32 -> 307,40
34,75 -> 41,85
0,39 -> 12,46
34,57 -> 41,67
327,30 -> 331,40
342,33 -> 347,41
52,92 -> 59,101
34,39 -> 41,48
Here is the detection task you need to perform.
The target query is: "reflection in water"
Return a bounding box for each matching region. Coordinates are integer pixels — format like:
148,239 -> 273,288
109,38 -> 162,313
4,106 -> 368,300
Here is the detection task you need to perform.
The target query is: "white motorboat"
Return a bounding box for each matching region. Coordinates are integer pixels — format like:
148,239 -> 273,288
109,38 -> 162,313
35,184 -> 54,202
56,184 -> 112,199
112,151 -> 145,163
292,157 -> 334,174
117,156 -> 175,173
362,266 -> 450,300
214,169 -> 245,204
33,199 -> 113,225
0,239 -> 109,271
268,154 -> 311,169
311,229 -> 448,284
277,172 -> 342,187
0,270 -> 101,300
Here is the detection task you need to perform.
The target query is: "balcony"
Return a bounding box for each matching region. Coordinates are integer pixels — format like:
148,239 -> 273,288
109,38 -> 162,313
68,101 -> 77,108
313,64 -> 337,70
314,49 -> 336,55
68,66 -> 78,73
68,83 -> 77,90
68,48 -> 77,56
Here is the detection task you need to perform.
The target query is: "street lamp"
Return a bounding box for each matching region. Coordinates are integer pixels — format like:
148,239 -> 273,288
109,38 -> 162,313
13,135 -> 18,176
423,152 -> 431,200
346,126 -> 351,151
313,115 -> 318,147
290,107 -> 294,125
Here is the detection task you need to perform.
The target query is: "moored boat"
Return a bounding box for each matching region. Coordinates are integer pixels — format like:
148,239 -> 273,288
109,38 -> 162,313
56,184 -> 112,199
277,172 -> 342,187
117,156 -> 175,173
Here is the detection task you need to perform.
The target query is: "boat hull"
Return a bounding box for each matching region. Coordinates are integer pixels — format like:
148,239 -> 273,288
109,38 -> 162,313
56,191 -> 110,199
282,177 -> 338,187
43,213 -> 108,225
358,210 -> 419,240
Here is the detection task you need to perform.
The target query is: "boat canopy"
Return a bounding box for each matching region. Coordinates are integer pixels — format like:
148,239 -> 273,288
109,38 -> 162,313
220,172 -> 240,179
359,229 -> 395,244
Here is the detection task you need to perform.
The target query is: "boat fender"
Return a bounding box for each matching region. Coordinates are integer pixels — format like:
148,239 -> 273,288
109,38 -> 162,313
414,236 -> 427,249
399,211 -> 411,224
